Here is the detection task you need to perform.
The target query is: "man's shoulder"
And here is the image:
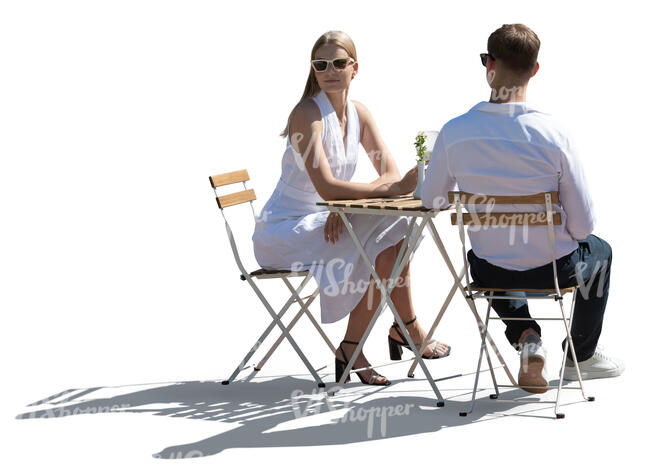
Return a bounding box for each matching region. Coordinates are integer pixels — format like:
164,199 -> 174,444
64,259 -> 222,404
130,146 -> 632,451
519,105 -> 568,129
440,103 -> 572,152
437,108 -> 477,145
441,106 -> 477,130
437,106 -> 489,148
518,109 -> 573,152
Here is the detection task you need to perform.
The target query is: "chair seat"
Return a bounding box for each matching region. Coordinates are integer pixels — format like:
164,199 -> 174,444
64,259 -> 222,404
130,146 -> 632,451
465,282 -> 579,295
247,268 -> 311,279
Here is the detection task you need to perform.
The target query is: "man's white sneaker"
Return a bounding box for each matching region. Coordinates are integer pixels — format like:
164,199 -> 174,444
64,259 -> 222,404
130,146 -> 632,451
518,331 -> 549,394
561,344 -> 625,381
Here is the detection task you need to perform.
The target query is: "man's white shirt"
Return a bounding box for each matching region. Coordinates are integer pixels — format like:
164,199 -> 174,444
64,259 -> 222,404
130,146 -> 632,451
421,101 -> 594,271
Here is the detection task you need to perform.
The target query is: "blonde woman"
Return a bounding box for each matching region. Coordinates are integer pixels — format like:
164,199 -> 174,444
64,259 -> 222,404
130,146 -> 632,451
252,31 -> 450,386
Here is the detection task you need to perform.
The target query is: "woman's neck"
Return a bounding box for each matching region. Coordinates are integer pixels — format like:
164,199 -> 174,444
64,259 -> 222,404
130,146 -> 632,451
324,89 -> 349,122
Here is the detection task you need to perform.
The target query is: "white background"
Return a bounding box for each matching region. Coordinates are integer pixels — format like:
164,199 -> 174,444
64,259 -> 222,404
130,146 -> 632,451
1,0 -> 647,473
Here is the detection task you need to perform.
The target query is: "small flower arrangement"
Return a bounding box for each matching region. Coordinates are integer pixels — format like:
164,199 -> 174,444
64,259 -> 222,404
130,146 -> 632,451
414,132 -> 432,162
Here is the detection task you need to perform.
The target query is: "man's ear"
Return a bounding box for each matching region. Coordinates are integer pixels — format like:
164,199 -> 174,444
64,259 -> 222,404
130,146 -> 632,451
485,58 -> 496,85
530,62 -> 540,78
487,56 -> 496,73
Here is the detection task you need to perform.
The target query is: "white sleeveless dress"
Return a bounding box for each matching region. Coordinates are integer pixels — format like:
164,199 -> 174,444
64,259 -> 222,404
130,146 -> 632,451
252,90 -> 423,324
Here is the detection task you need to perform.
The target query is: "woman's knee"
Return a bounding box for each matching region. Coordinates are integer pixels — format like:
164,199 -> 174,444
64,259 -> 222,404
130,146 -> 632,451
375,245 -> 397,275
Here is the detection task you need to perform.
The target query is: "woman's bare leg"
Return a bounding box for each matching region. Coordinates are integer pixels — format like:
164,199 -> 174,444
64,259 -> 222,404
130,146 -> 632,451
340,239 -> 448,371
337,242 -> 400,383
344,242 -> 400,340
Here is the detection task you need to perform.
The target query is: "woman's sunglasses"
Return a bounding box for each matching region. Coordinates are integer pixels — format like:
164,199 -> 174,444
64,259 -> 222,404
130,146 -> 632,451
310,57 -> 355,72
480,53 -> 495,67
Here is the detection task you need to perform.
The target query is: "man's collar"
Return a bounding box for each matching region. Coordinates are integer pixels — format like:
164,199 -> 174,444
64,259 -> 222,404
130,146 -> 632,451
470,101 -> 539,115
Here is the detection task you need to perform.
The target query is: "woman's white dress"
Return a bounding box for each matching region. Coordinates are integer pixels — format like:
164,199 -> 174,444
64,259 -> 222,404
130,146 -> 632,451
252,90 -> 422,324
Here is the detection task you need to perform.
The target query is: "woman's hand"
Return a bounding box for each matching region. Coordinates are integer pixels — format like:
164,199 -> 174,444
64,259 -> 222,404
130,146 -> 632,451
397,164 -> 418,195
324,211 -> 344,244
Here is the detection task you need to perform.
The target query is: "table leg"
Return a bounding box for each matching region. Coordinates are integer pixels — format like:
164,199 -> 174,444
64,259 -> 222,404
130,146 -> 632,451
328,213 -> 416,392
330,212 -> 445,405
406,265 -> 466,377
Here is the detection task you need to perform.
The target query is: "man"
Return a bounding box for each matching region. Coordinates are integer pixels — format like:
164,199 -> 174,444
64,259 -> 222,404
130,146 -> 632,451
421,23 -> 624,393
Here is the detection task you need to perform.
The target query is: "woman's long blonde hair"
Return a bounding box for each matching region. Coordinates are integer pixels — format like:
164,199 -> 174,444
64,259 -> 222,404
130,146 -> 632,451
280,30 -> 357,137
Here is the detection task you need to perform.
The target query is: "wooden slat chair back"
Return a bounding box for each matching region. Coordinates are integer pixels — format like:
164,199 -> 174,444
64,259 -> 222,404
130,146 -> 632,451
209,169 -> 308,279
209,169 -> 257,210
448,191 -> 563,295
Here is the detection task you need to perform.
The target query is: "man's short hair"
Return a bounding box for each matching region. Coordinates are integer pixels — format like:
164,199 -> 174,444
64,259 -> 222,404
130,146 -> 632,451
487,24 -> 540,76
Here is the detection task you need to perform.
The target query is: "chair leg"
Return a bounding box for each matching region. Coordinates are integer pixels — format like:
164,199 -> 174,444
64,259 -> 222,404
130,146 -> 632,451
467,295 -> 516,386
484,346 -> 500,400
303,305 -> 336,354
466,294 -> 516,385
223,274 -> 325,387
483,294 -> 500,399
555,291 -> 594,418
254,286 -> 320,371
223,316 -> 281,384
461,299 -> 492,416
281,277 -> 336,354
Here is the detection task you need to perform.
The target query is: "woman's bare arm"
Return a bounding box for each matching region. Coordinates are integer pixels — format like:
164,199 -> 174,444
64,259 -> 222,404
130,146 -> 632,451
288,100 -> 408,201
353,100 -> 403,186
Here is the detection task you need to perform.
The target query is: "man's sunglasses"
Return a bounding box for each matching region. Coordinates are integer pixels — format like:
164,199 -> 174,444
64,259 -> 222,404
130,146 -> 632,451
310,57 -> 355,72
480,53 -> 495,67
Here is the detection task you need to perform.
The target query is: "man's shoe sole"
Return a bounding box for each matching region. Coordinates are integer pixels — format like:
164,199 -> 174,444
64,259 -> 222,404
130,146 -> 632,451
518,354 -> 548,394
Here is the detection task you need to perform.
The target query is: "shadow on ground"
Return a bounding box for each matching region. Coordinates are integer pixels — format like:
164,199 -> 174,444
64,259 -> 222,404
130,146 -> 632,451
15,373 -> 586,458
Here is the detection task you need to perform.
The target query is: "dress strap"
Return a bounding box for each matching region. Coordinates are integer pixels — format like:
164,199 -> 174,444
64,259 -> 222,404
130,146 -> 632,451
311,90 -> 332,119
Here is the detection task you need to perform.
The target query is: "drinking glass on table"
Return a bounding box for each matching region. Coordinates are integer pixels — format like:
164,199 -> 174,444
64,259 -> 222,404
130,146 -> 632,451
421,130 -> 439,162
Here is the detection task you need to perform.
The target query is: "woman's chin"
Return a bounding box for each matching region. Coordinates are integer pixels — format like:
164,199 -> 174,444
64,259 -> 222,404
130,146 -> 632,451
319,82 -> 349,93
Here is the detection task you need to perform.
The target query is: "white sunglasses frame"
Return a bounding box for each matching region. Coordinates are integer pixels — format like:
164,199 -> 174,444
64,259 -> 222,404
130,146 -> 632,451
310,57 -> 356,73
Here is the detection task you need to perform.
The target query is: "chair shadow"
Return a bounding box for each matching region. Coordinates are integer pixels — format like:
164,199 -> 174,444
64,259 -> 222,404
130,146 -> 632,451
15,373 -> 586,458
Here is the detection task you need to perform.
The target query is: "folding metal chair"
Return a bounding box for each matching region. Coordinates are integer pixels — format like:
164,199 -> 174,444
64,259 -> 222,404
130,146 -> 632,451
208,169 -> 335,388
450,191 -> 595,418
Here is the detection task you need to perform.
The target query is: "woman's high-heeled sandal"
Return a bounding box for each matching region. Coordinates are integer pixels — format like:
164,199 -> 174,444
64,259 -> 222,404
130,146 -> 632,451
334,340 -> 391,386
388,316 -> 451,360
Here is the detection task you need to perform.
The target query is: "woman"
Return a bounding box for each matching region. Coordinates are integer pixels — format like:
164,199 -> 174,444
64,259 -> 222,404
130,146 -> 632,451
252,31 -> 450,386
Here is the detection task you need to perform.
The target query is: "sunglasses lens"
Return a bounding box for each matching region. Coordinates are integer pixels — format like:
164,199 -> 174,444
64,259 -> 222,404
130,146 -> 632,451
480,54 -> 487,67
333,59 -> 349,69
312,61 -> 328,72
